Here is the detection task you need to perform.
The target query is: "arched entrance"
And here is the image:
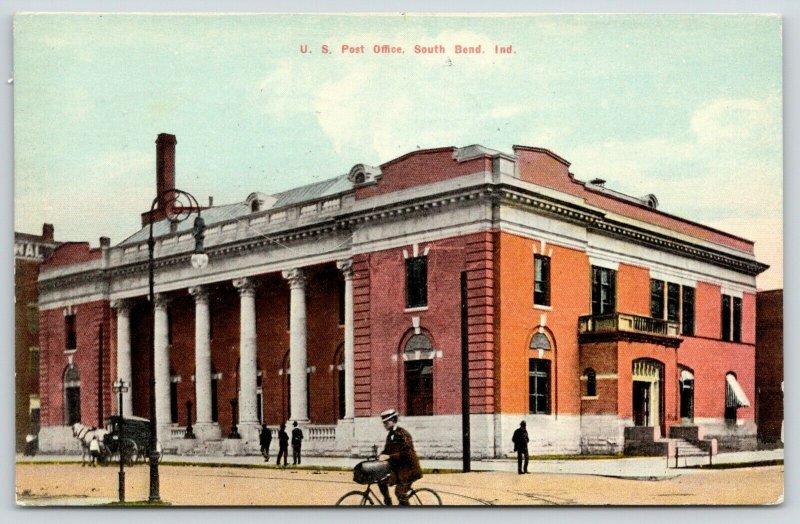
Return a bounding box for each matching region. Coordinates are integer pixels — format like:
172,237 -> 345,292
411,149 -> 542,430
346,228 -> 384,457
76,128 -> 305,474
63,365 -> 81,425
631,359 -> 664,433
679,367 -> 695,423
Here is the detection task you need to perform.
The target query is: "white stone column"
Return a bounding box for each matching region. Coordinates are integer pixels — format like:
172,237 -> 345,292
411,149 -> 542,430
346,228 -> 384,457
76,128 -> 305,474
189,286 -> 220,441
282,268 -> 309,423
153,293 -> 172,440
337,260 -> 355,420
234,277 -> 260,443
112,299 -> 133,418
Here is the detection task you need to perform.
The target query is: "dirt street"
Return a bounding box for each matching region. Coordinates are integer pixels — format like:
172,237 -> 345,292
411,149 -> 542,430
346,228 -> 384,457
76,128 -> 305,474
15,463 -> 784,506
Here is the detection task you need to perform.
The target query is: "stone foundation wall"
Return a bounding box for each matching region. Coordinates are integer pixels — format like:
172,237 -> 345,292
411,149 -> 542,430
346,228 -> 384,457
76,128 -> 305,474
580,415 -> 628,454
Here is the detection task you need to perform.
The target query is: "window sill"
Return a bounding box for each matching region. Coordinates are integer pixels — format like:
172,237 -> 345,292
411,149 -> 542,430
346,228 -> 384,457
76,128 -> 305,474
64,348 -> 77,355
404,306 -> 429,313
533,304 -> 552,311
581,396 -> 599,400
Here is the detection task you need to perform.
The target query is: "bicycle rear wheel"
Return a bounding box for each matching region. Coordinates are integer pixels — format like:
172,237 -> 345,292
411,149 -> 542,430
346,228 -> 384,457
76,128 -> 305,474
408,487 -> 442,505
336,490 -> 375,506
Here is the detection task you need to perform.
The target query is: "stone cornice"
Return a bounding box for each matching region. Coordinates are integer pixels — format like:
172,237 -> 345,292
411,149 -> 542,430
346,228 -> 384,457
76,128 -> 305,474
38,180 -> 767,294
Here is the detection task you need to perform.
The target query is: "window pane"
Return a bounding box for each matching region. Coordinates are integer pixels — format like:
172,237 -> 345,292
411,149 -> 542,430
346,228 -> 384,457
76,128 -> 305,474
682,287 -> 695,336
534,255 -> 551,306
667,283 -> 680,322
721,295 -> 731,341
650,280 -> 664,319
733,297 -> 742,342
406,257 -> 428,308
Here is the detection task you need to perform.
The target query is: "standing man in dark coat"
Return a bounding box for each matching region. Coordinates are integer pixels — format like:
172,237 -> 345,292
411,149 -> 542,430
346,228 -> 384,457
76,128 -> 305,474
291,421 -> 304,465
259,424 -> 272,462
276,423 -> 289,466
377,409 -> 422,506
512,420 -> 530,474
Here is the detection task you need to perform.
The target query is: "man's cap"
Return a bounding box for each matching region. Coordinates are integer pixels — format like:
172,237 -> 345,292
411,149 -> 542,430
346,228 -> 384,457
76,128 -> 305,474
381,408 -> 399,422
293,421 -> 298,427
520,421 -> 526,426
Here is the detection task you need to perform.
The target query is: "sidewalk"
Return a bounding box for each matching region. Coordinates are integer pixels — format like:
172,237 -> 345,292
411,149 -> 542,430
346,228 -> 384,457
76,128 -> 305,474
17,448 -> 783,480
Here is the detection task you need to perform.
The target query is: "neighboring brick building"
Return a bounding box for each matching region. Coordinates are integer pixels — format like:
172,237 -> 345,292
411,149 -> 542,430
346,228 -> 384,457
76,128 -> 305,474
15,224 -> 60,452
36,135 -> 768,457
756,289 -> 783,447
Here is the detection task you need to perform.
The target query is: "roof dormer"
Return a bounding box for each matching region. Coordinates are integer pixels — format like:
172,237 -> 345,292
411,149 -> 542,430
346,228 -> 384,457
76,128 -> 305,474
348,164 -> 382,187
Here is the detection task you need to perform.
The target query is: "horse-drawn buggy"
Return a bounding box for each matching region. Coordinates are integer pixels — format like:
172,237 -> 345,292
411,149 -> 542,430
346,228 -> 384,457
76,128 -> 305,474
103,415 -> 161,465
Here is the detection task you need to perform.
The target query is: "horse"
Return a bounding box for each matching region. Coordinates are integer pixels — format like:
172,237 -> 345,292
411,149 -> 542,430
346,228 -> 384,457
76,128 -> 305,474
72,423 -> 109,466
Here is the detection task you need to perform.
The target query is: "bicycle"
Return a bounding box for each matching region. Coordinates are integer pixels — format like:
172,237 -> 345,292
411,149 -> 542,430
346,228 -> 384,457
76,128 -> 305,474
336,456 -> 442,506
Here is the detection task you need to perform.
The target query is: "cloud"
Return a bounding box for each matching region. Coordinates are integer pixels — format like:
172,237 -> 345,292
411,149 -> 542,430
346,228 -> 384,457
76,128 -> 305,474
690,95 -> 781,147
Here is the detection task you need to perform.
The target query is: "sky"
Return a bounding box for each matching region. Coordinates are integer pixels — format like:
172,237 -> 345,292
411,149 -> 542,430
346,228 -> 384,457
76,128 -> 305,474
13,13 -> 783,289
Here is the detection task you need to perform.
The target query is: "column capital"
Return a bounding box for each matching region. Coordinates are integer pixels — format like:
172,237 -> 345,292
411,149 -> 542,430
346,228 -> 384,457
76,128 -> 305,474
153,293 -> 171,311
233,277 -> 260,297
282,268 -> 306,290
188,285 -> 210,304
336,259 -> 354,279
111,298 -> 133,315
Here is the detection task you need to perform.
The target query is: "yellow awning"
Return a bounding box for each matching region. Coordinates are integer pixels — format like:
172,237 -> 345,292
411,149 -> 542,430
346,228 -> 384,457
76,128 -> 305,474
726,374 -> 750,408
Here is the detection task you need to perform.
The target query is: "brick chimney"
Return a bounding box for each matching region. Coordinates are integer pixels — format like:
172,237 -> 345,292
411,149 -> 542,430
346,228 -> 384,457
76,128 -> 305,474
42,223 -> 54,241
156,133 -> 177,210
142,133 -> 178,226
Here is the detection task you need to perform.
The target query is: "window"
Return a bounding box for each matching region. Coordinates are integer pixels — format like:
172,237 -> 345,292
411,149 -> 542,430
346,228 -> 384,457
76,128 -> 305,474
733,297 -> 742,343
681,287 -> 695,336
534,254 -> 551,306
667,283 -> 680,323
650,279 -> 664,319
29,348 -> 39,380
405,360 -> 433,416
251,200 -> 260,213
584,368 -> 597,397
211,376 -> 219,423
530,333 -> 552,351
679,368 -> 694,421
65,314 -> 77,350
27,303 -> 39,335
64,366 -> 81,425
406,256 -> 428,308
528,358 -> 551,414
170,380 -> 179,423
591,267 -> 616,315
721,295 -> 732,341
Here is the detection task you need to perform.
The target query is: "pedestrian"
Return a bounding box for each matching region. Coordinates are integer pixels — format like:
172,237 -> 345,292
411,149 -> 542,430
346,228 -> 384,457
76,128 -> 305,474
291,421 -> 304,465
377,408 -> 422,506
260,424 -> 272,462
512,420 -> 529,474
276,423 -> 289,466
89,435 -> 101,467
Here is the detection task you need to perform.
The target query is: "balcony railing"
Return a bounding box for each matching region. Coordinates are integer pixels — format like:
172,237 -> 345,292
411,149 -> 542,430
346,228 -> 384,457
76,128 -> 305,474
578,312 -> 681,338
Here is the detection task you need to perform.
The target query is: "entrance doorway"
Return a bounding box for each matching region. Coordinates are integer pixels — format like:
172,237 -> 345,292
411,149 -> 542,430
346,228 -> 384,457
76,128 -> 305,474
631,359 -> 664,434
633,381 -> 650,426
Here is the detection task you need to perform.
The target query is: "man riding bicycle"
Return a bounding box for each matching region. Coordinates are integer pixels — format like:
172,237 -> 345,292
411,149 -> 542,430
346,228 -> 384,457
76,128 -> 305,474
377,408 -> 422,506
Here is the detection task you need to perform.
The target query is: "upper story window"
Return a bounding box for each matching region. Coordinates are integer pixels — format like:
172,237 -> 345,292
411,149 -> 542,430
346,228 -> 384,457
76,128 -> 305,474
681,287 -> 695,336
406,256 -> 428,309
591,266 -> 616,315
650,280 -> 664,319
650,279 -> 695,336
721,293 -> 744,342
65,313 -> 77,350
534,254 -> 551,306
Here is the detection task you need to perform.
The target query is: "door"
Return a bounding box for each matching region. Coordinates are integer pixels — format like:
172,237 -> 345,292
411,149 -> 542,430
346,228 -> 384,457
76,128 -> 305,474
633,381 -> 650,426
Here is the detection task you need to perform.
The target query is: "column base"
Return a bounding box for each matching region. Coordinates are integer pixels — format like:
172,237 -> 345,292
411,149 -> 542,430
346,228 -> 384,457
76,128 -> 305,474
193,422 -> 222,441
237,422 -> 261,446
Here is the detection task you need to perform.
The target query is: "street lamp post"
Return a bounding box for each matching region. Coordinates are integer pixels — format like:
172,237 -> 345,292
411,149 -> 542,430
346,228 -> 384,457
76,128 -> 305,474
147,189 -> 208,502
113,378 -> 129,503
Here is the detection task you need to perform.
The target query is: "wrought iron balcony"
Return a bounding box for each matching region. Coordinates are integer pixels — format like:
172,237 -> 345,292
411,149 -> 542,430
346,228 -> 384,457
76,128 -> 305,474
578,312 -> 681,344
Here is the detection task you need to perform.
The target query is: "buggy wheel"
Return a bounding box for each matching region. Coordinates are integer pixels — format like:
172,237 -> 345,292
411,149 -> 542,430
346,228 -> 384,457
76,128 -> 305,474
120,439 -> 138,466
408,488 -> 442,506
336,490 -> 375,506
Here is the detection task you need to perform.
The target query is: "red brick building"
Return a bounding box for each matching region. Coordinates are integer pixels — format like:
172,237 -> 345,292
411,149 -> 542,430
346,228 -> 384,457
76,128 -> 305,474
36,136 -> 767,457
756,289 -> 783,446
15,224 -> 60,452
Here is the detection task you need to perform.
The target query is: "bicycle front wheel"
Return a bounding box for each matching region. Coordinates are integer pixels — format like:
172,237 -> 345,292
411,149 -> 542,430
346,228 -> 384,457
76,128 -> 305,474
408,487 -> 442,505
336,490 -> 375,506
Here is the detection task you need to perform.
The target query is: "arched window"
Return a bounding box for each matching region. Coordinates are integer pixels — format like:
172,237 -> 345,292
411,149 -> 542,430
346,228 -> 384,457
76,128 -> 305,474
64,365 -> 81,425
530,333 -> 552,351
251,200 -> 260,213
404,334 -> 434,416
584,368 -> 597,397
